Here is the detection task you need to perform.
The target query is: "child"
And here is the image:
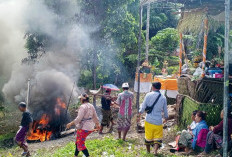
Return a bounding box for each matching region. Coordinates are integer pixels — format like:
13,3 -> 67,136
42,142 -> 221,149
15,102 -> 33,156
187,110 -> 198,132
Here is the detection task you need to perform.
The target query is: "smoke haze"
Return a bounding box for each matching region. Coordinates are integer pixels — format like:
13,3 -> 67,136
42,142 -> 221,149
0,0 -> 91,119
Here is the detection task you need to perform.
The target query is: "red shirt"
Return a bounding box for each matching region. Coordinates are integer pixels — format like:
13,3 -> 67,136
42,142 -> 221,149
213,118 -> 232,138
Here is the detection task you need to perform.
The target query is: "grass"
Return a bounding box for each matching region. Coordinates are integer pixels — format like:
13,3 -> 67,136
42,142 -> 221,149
0,132 -> 15,142
32,137 -> 182,157
0,137 -> 185,157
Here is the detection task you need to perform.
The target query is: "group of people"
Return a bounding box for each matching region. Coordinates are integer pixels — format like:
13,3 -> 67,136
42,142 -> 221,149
173,109 -> 232,157
15,81 -> 232,157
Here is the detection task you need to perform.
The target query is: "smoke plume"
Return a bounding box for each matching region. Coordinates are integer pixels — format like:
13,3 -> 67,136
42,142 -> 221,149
1,0 -> 91,120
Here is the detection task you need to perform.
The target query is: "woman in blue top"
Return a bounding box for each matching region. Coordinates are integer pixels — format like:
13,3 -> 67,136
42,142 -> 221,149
178,111 -> 208,154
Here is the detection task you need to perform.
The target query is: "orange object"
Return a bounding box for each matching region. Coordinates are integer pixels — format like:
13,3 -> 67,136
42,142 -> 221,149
154,77 -> 178,90
179,33 -> 183,75
202,19 -> 208,77
135,73 -> 153,82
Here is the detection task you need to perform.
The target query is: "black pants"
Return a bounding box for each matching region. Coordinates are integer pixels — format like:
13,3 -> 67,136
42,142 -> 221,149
75,146 -> 89,157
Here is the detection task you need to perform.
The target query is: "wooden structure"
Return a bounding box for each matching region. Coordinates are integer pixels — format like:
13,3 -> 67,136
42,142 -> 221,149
138,0 -> 231,155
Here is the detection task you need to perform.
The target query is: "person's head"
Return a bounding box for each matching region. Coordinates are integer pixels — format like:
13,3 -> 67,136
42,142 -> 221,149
105,88 -> 111,95
195,111 -> 207,123
122,82 -> 129,91
152,82 -> 161,91
220,109 -> 232,119
78,93 -> 89,104
191,110 -> 198,121
18,102 -> 27,112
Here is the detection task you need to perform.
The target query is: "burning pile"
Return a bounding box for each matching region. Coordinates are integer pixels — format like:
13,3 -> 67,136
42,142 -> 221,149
27,98 -> 68,142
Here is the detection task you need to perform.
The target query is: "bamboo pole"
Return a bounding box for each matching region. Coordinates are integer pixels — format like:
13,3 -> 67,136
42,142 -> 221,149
179,33 -> 183,75
136,5 -> 143,112
223,0 -> 230,156
26,79 -> 31,107
202,18 -> 208,77
145,3 -> 150,62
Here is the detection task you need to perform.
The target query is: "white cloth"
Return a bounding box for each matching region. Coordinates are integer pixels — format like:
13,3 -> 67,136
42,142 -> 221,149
166,90 -> 179,98
134,81 -> 152,93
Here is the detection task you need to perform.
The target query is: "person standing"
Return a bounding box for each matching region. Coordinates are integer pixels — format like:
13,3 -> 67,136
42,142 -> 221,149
99,88 -> 115,134
15,102 -> 33,157
115,83 -> 134,141
137,82 -> 168,155
66,93 -> 100,157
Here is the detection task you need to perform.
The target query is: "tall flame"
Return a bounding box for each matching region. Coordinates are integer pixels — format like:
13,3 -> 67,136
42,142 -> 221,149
55,98 -> 66,115
27,114 -> 52,142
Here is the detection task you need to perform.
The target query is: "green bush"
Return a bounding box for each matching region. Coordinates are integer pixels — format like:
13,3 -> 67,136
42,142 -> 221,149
180,96 -> 222,128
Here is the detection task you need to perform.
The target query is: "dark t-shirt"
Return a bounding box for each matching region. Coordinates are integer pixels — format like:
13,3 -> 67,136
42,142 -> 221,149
213,118 -> 232,139
101,95 -> 111,110
21,111 -> 33,127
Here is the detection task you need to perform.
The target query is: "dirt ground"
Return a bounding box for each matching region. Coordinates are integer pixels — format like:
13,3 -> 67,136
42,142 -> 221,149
0,103 -> 219,157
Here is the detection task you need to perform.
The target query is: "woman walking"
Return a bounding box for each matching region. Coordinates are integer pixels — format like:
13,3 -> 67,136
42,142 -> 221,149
115,83 -> 134,141
66,93 -> 100,157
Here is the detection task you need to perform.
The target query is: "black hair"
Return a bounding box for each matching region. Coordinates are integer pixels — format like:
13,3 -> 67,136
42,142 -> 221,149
18,102 -> 27,108
196,111 -> 207,120
152,82 -> 161,90
82,93 -> 89,102
123,87 -> 129,90
192,110 -> 198,116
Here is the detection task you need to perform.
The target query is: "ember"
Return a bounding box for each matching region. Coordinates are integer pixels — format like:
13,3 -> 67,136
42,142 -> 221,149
27,98 -> 68,142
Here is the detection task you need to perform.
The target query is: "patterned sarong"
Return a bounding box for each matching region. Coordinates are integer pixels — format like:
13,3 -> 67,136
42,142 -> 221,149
207,131 -> 223,149
117,117 -> 131,131
178,130 -> 193,148
101,109 -> 112,127
76,129 -> 92,151
15,126 -> 28,147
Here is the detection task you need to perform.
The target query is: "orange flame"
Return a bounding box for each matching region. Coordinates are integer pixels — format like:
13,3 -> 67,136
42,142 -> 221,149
27,114 -> 52,142
55,98 -> 66,115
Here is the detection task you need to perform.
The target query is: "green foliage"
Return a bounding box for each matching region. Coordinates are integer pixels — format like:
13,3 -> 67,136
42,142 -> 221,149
151,28 -> 179,54
143,3 -> 179,38
167,65 -> 179,75
180,96 -> 222,128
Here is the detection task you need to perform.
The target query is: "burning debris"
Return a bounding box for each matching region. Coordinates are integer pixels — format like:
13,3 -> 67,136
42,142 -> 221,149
27,97 -> 69,142
0,0 -> 89,142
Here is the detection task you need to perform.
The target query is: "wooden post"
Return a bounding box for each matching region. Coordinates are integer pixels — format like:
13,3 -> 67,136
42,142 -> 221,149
136,5 -> 143,112
223,0 -> 230,156
26,79 -> 31,107
202,19 -> 208,75
179,33 -> 183,75
145,3 -> 150,62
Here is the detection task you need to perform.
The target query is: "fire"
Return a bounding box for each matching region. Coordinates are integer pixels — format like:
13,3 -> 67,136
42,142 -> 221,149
55,98 -> 66,115
27,114 -> 53,142
27,98 -> 67,142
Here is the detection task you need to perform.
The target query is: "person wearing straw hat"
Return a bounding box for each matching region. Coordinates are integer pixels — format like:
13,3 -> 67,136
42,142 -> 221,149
66,93 -> 100,157
115,83 -> 134,141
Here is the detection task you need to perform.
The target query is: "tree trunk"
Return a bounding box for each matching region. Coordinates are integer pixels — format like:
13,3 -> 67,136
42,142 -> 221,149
92,51 -> 97,107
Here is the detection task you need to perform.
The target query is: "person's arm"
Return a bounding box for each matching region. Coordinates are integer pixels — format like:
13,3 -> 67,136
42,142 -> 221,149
139,94 -> 148,114
27,122 -> 33,136
163,98 -> 168,122
213,121 -> 223,134
66,106 -> 85,129
92,107 -> 100,130
137,94 -> 148,122
114,94 -> 121,107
